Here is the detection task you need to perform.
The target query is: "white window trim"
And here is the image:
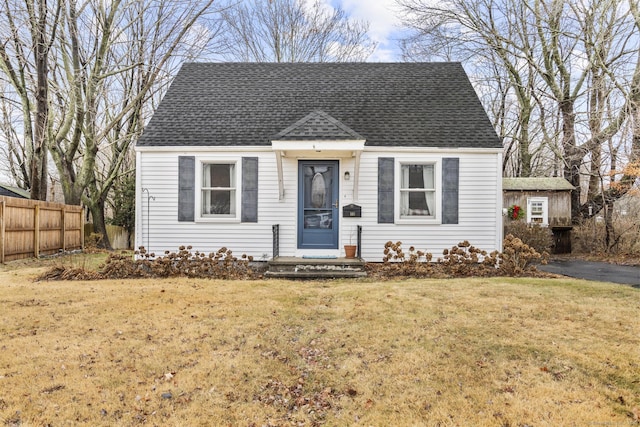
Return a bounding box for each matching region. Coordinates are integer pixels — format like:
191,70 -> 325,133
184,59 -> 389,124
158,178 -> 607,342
527,196 -> 548,226
394,158 -> 442,224
195,158 -> 241,223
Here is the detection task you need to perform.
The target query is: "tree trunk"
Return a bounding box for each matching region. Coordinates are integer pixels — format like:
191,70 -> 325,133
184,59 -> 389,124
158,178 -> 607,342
86,192 -> 113,250
587,144 -> 601,202
519,115 -> 532,177
559,99 -> 581,223
604,198 -> 615,250
29,0 -> 50,201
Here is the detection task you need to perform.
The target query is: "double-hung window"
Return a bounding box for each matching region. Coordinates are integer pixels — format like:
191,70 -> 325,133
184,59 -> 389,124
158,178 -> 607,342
400,163 -> 435,218
201,162 -> 236,218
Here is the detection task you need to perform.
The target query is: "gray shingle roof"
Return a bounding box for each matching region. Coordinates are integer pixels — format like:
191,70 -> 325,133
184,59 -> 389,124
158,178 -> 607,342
503,177 -> 575,191
137,62 -> 502,148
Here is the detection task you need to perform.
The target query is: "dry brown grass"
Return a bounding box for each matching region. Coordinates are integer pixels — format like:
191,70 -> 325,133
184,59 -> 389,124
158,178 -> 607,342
1,260 -> 639,426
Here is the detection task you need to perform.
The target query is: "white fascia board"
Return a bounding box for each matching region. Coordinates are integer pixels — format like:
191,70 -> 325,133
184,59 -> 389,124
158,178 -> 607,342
271,140 -> 366,153
134,145 -> 271,153
135,144 -> 501,155
366,146 -> 503,154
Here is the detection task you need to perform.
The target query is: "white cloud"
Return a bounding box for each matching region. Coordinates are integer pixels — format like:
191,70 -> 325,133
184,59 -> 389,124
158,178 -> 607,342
369,46 -> 399,62
329,0 -> 405,61
341,0 -> 400,42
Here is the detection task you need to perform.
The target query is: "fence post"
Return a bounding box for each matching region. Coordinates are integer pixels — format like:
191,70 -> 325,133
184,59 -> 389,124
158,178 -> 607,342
61,207 -> 66,252
81,208 -> 85,250
34,205 -> 40,258
0,200 -> 5,264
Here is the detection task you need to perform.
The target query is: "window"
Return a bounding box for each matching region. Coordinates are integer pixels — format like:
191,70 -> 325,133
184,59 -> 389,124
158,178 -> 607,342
201,162 -> 236,217
527,197 -> 548,225
400,164 -> 435,218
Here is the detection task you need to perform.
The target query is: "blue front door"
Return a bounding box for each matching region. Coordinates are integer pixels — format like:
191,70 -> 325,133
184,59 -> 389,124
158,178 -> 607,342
298,160 -> 339,249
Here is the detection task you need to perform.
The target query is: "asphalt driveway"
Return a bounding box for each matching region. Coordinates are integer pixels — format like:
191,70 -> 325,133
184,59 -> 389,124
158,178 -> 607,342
538,259 -> 640,287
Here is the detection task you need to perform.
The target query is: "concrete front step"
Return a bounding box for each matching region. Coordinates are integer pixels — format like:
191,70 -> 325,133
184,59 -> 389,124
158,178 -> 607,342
265,256 -> 367,279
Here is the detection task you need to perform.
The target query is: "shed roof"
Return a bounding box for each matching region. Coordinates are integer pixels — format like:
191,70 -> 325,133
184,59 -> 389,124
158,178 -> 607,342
503,177 -> 575,191
137,62 -> 502,149
0,183 -> 29,198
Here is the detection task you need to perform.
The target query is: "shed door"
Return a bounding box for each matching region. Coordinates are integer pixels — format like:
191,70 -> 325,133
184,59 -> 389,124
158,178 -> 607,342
298,160 -> 339,249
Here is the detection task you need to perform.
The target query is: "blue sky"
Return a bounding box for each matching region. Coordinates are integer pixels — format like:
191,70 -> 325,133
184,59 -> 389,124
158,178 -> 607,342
329,0 -> 406,61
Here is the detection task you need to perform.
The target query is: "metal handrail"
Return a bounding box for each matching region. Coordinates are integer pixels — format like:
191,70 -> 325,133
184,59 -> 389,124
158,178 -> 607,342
272,224 -> 280,259
272,224 -> 360,259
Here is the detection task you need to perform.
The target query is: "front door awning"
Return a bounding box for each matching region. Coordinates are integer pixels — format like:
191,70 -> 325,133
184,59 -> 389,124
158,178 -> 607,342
271,110 -> 365,200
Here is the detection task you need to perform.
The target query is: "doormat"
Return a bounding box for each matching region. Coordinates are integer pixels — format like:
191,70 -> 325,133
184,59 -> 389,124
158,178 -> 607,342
302,255 -> 338,259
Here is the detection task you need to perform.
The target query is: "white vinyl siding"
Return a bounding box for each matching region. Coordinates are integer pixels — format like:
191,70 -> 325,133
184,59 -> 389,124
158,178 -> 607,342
353,152 -> 500,260
136,148 -> 502,261
136,150 -> 283,258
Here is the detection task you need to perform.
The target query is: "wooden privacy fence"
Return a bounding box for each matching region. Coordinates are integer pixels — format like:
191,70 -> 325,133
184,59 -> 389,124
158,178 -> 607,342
0,196 -> 84,263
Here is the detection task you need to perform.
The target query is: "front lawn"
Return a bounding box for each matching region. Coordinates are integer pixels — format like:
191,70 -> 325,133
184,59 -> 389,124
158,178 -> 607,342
0,262 -> 638,425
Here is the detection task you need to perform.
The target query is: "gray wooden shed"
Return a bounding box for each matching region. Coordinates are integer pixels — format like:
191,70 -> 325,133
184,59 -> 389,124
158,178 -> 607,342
503,177 -> 574,253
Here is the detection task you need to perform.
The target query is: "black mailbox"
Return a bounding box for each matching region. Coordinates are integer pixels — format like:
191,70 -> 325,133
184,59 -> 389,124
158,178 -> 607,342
343,204 -> 362,218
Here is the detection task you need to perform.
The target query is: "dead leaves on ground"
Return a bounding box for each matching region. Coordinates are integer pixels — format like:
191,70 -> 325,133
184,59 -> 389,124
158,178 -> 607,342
41,384 -> 66,394
540,365 -> 574,380
252,333 -> 366,425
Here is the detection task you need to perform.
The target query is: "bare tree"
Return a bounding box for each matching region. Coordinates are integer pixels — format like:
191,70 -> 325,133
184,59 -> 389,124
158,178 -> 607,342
0,0 -> 220,248
0,0 -> 61,199
216,0 -> 376,62
0,81 -> 29,187
398,0 -> 640,224
400,0 -> 545,178
46,0 -> 219,248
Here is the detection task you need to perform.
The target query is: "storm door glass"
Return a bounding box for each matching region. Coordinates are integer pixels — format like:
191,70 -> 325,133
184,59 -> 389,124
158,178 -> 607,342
298,160 -> 339,249
302,165 -> 334,229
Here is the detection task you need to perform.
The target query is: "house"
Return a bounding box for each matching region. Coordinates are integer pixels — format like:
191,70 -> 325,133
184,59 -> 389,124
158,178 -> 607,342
502,177 -> 574,253
135,63 -> 503,263
0,183 -> 29,199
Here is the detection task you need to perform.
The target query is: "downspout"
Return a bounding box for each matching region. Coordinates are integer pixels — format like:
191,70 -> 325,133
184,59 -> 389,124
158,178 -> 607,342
135,150 -> 142,253
353,150 -> 361,202
496,152 -> 503,251
275,150 -> 285,200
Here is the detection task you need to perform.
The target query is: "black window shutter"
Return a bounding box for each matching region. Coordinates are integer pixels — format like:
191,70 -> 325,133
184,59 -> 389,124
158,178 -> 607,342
442,157 -> 459,224
178,156 -> 195,222
241,157 -> 259,223
378,157 -> 395,224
